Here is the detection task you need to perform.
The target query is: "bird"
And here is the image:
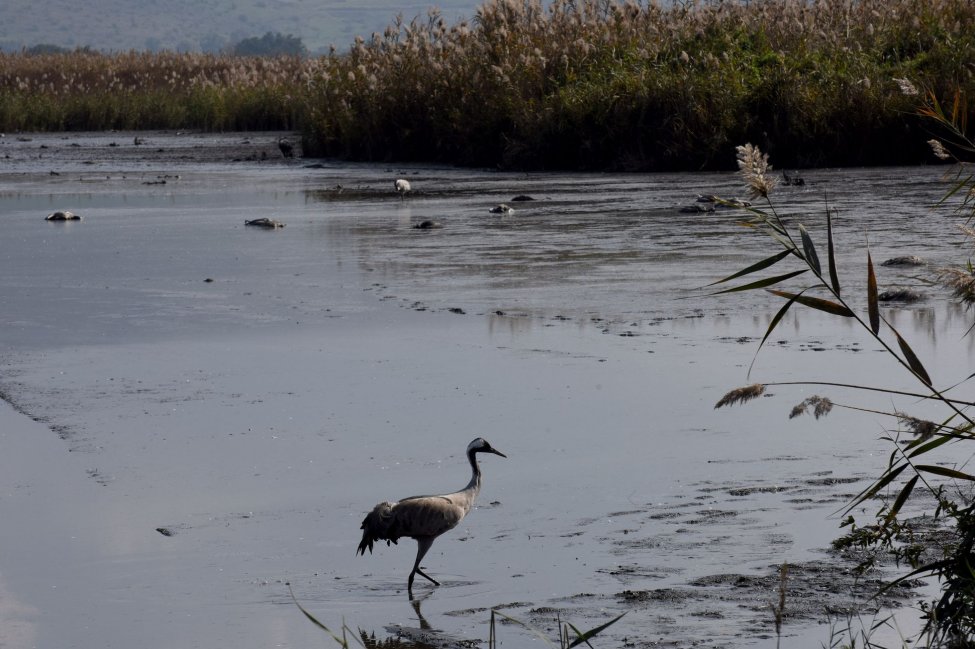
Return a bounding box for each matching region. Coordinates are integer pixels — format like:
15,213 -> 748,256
357,438 -> 506,595
394,178 -> 411,197
278,137 -> 295,158
489,204 -> 514,215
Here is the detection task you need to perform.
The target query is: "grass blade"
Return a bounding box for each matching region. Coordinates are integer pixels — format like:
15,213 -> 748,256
566,612 -> 627,648
915,465 -> 975,481
709,269 -> 808,295
799,224 -> 821,275
847,463 -> 908,511
867,251 -> 880,334
288,583 -> 352,647
883,474 -> 918,526
490,609 -> 559,648
748,289 -> 805,377
907,433 -> 954,458
767,290 -> 854,317
826,207 -> 840,295
706,248 -> 792,287
889,322 -> 933,386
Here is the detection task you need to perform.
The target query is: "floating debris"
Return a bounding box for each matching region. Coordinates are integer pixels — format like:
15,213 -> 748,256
782,170 -> 806,186
882,255 -> 925,267
244,217 -> 285,228
489,203 -> 514,214
511,195 -> 535,201
155,527 -> 175,537
413,220 -> 443,229
45,210 -> 82,221
878,288 -> 926,303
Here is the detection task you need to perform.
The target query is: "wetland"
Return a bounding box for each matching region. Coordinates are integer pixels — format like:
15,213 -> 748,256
0,131 -> 968,648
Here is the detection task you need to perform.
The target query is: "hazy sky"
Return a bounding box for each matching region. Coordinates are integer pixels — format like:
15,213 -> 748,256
0,1 -> 486,53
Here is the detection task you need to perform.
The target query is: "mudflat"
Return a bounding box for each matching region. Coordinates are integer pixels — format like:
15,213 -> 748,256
0,132 -> 956,648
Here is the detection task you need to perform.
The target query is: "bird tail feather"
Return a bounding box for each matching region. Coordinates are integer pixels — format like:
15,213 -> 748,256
357,501 -> 397,556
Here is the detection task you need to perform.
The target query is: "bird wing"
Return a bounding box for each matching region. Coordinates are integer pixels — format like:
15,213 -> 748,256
357,494 -> 467,556
391,495 -> 466,539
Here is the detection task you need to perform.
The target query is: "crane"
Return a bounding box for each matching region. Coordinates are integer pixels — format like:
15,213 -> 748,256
356,438 -> 506,595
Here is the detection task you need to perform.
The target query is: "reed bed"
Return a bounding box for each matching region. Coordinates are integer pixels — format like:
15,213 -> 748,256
303,0 -> 975,169
4,0 -> 975,170
0,50 -> 319,131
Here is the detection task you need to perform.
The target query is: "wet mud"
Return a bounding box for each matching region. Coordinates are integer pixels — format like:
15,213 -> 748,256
0,132 -> 966,649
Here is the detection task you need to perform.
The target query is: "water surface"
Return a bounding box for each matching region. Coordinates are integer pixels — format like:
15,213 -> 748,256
0,132 -> 968,648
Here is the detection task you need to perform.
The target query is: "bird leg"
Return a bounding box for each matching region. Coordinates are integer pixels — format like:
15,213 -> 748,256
408,537 -> 439,595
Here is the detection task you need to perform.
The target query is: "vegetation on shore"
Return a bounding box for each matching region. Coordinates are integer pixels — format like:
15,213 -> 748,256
3,0 -> 975,170
713,89 -> 975,644
0,50 -> 314,132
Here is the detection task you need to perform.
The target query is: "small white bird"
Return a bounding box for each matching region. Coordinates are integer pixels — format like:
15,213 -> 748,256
489,204 -> 514,215
394,178 -> 411,197
357,438 -> 506,595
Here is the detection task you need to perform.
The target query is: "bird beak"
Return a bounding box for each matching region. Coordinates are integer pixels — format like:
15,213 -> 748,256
490,448 -> 507,458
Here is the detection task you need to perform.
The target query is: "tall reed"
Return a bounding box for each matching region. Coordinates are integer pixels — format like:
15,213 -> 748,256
4,0 -> 975,170
0,50 -> 318,131
302,0 -> 975,169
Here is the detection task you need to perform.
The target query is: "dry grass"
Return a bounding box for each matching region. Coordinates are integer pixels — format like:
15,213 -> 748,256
0,50 -> 319,131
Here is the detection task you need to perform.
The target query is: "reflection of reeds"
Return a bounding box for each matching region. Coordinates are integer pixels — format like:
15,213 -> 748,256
770,563 -> 788,649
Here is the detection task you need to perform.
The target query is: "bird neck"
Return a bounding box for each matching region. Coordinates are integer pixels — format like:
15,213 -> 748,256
462,448 -> 483,498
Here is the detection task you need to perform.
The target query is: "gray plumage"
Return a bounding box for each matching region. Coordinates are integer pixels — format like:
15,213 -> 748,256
357,437 -> 506,594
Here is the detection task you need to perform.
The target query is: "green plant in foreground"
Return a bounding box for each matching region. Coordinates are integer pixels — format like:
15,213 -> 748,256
288,582 -> 625,648
712,130 -> 975,645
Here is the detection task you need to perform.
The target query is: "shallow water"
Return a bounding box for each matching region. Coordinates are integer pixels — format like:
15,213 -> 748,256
0,132 -> 970,648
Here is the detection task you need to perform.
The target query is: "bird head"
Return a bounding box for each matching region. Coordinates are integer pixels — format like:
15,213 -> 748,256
468,437 -> 506,458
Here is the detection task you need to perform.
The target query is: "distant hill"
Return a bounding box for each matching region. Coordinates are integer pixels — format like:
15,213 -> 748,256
0,0 -> 481,54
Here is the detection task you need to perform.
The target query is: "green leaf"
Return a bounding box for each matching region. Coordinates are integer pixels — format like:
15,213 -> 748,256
799,224 -> 821,275
890,324 -> 932,386
936,172 -> 975,206
907,433 -> 953,458
883,475 -> 918,526
707,249 -> 792,287
848,463 -> 908,511
915,464 -> 975,481
767,290 -> 855,317
491,609 -> 559,647
826,208 -> 840,296
748,289 -> 808,377
567,612 -> 627,648
288,583 -> 350,646
867,251 -> 880,335
709,269 -> 808,295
